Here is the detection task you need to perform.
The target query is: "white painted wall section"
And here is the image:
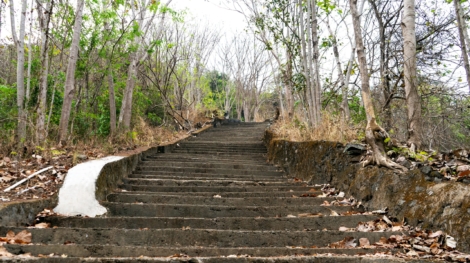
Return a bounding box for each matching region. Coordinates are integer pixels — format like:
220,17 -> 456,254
53,156 -> 124,217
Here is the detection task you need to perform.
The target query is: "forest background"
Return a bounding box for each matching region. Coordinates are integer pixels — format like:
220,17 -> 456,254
1,0 -> 470,161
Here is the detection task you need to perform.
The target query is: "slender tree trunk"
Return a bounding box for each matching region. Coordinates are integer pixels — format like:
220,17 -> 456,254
58,0 -> 85,142
26,0 -> 33,102
454,0 -> 470,92
310,0 -> 322,125
350,0 -> 406,171
402,0 -> 422,150
369,1 -> 393,131
118,53 -> 137,130
10,0 -> 28,143
118,0 -> 172,131
298,0 -> 312,123
108,69 -> 117,135
0,0 -> 4,38
326,15 -> 350,122
285,49 -> 294,119
36,0 -> 53,142
305,0 -> 317,126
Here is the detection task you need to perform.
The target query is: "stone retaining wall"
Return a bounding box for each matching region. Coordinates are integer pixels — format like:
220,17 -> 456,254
264,130 -> 470,252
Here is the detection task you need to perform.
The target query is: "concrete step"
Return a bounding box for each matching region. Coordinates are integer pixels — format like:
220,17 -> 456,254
118,185 -> 317,193
106,194 -> 334,205
127,173 -> 287,181
173,148 -> 266,155
121,178 -> 299,187
103,202 -> 355,218
0,227 -> 402,247
180,141 -> 265,147
143,155 -> 268,164
113,190 -> 323,198
146,153 -> 266,164
44,214 -> 377,230
134,166 -> 282,176
0,256 -> 424,263
5,244 -> 393,258
138,161 -> 279,171
169,150 -> 267,157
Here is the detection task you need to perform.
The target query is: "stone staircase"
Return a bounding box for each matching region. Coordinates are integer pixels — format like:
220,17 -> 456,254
2,122 -> 427,262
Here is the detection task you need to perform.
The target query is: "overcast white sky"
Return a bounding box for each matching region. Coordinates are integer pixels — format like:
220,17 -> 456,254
173,0 -> 247,32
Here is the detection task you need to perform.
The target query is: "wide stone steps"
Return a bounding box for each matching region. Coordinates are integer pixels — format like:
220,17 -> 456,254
134,166 -> 282,176
5,245 -> 393,258
105,194 -> 334,205
2,122 -> 432,262
43,214 -> 376,230
1,256 -> 423,263
121,178 -> 296,187
103,202 -> 356,218
117,185 -> 317,193
128,173 -> 286,181
144,153 -> 268,162
0,227 -> 400,247
139,161 -> 279,171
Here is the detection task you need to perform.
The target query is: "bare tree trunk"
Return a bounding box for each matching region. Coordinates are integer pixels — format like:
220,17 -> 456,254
326,15 -> 350,122
305,0 -> 317,126
402,0 -> 422,150
26,0 -> 33,102
285,49 -> 294,119
10,0 -> 28,143
118,52 -> 137,130
36,0 -> 53,142
350,0 -> 406,171
108,69 -> 116,135
310,0 -> 322,125
454,0 -> 470,92
58,0 -> 85,142
118,0 -> 172,130
298,0 -> 312,124
0,0 -> 4,38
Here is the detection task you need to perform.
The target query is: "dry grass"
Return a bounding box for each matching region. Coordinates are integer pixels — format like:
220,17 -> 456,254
270,113 -> 361,143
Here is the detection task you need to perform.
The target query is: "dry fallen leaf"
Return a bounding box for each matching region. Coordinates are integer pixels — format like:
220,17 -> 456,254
359,237 -> 370,247
0,245 -> 13,257
429,231 -> 443,238
13,230 -> 32,244
32,222 -> 50,229
329,236 -> 357,248
0,230 -> 32,245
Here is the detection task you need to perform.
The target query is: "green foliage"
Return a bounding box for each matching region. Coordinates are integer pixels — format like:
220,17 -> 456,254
348,94 -> 366,125
0,85 -> 17,133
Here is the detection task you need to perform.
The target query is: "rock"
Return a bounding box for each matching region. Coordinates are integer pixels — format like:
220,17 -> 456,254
396,156 -> 406,163
429,171 -> 444,179
420,165 -> 432,175
343,144 -> 366,155
457,165 -> 470,172
77,154 -> 88,160
399,159 -> 412,169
